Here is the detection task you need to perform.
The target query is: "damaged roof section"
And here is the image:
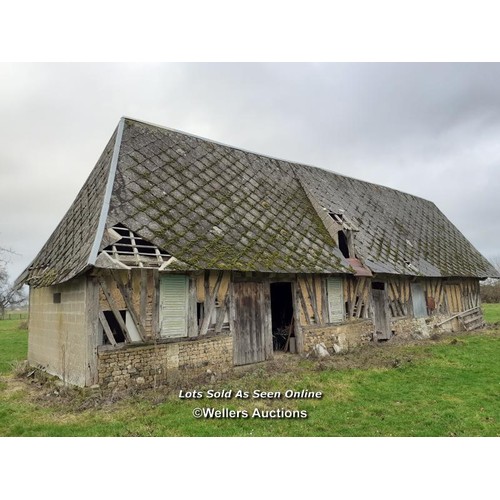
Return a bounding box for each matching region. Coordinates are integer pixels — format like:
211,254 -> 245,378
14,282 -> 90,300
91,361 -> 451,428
17,117 -> 499,287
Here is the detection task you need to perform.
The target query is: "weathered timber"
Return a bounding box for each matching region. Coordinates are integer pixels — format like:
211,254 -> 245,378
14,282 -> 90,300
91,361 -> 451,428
98,310 -> 117,346
97,276 -> 132,343
199,271 -> 224,336
111,271 -> 147,341
297,280 -> 312,325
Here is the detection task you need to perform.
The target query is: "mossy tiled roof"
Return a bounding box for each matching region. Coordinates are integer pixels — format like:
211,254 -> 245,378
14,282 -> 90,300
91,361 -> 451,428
17,117 -> 499,287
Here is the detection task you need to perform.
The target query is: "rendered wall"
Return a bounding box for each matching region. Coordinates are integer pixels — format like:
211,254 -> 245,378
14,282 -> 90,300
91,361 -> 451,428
28,276 -> 91,386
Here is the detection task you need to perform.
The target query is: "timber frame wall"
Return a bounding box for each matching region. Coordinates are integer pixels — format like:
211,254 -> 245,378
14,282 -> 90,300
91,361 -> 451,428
84,269 -> 483,389
95,268 -> 482,345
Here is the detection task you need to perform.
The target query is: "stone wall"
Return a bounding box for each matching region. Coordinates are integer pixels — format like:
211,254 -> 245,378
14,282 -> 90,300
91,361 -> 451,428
97,334 -> 233,391
302,319 -> 374,353
28,276 -> 90,386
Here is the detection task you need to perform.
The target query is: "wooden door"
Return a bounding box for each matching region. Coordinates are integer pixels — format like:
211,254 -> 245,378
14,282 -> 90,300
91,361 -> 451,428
232,281 -> 272,366
411,283 -> 428,318
372,288 -> 392,340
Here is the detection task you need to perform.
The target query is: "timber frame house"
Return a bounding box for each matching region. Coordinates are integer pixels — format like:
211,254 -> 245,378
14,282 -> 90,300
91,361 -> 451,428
16,117 -> 499,389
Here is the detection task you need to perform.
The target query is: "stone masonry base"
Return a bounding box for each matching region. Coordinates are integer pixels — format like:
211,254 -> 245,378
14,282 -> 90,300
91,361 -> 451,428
98,335 -> 233,391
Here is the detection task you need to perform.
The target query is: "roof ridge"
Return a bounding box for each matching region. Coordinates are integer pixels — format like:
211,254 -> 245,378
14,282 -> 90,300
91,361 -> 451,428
87,117 -> 125,266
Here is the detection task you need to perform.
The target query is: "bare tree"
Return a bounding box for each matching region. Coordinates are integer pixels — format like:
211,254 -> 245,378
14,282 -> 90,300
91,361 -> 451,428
0,246 -> 26,319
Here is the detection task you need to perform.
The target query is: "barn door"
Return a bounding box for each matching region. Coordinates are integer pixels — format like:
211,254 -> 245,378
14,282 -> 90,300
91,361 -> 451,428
372,283 -> 392,340
232,281 -> 272,366
411,283 -> 428,318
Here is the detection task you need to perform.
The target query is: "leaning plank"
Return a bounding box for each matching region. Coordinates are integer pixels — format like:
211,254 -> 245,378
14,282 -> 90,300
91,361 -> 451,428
98,277 -> 132,343
297,279 -> 312,325
304,275 -> 321,324
98,310 -> 117,346
199,271 -> 224,336
112,272 -> 147,341
215,294 -> 230,334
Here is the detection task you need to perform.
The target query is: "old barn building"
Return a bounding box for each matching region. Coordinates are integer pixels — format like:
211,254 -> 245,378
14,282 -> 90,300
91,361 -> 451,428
16,117 -> 499,389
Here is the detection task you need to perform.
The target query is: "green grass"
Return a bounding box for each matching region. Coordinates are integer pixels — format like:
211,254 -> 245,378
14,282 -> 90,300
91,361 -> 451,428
482,303 -> 500,324
0,319 -> 28,373
0,313 -> 499,437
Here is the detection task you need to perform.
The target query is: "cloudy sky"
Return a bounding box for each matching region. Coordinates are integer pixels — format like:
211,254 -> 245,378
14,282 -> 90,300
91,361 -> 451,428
1,62 -> 499,281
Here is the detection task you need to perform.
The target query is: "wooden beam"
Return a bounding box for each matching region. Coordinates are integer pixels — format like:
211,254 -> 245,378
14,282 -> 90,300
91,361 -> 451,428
188,275 -> 198,337
304,275 -> 321,324
97,276 -> 132,343
199,271 -> 224,336
111,271 -> 147,341
297,278 -> 311,325
140,269 -> 148,321
98,310 -> 117,346
151,270 -> 159,337
215,293 -> 230,334
292,281 -> 304,354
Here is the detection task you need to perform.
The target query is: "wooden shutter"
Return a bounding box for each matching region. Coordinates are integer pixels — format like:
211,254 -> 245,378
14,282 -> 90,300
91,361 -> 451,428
411,283 -> 428,318
160,274 -> 188,338
327,277 -> 344,324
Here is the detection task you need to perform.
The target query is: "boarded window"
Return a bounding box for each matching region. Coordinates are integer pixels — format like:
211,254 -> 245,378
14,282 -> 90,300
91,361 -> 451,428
160,274 -> 189,338
327,277 -> 344,324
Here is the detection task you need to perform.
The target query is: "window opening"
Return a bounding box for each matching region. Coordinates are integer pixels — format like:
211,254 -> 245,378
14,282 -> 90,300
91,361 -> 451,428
103,310 -> 126,344
338,230 -> 350,258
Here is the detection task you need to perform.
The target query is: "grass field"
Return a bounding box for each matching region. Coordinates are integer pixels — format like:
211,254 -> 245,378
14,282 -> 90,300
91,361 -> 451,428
0,306 -> 499,437
482,303 -> 500,324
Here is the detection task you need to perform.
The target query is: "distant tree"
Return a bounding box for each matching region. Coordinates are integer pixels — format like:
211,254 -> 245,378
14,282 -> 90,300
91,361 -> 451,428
0,246 -> 26,319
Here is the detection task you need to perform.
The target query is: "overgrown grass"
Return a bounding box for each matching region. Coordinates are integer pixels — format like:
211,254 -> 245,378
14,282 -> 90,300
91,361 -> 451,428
0,312 -> 499,437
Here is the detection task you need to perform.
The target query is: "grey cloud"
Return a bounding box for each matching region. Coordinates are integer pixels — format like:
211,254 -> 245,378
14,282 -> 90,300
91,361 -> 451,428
1,63 -> 499,280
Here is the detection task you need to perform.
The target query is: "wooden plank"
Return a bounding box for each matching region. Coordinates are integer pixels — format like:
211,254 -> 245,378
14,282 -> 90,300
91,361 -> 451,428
85,276 -> 99,385
346,277 -> 352,318
372,288 -> 391,340
112,272 -> 147,341
215,293 -> 229,334
232,281 -> 270,365
292,281 -> 304,353
188,275 -> 198,337
297,278 -> 312,325
140,269 -> 147,321
304,275 -> 321,324
311,274 -> 328,325
321,277 -> 329,324
151,270 -> 159,337
98,310 -> 117,346
97,276 -> 132,343
199,271 -> 224,336
351,277 -> 361,318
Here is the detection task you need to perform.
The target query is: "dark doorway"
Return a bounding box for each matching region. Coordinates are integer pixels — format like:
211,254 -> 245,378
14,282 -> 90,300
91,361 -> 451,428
270,282 -> 294,351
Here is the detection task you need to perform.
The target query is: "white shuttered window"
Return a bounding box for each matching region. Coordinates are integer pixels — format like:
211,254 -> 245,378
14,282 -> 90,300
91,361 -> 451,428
327,277 -> 344,324
160,274 -> 189,338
